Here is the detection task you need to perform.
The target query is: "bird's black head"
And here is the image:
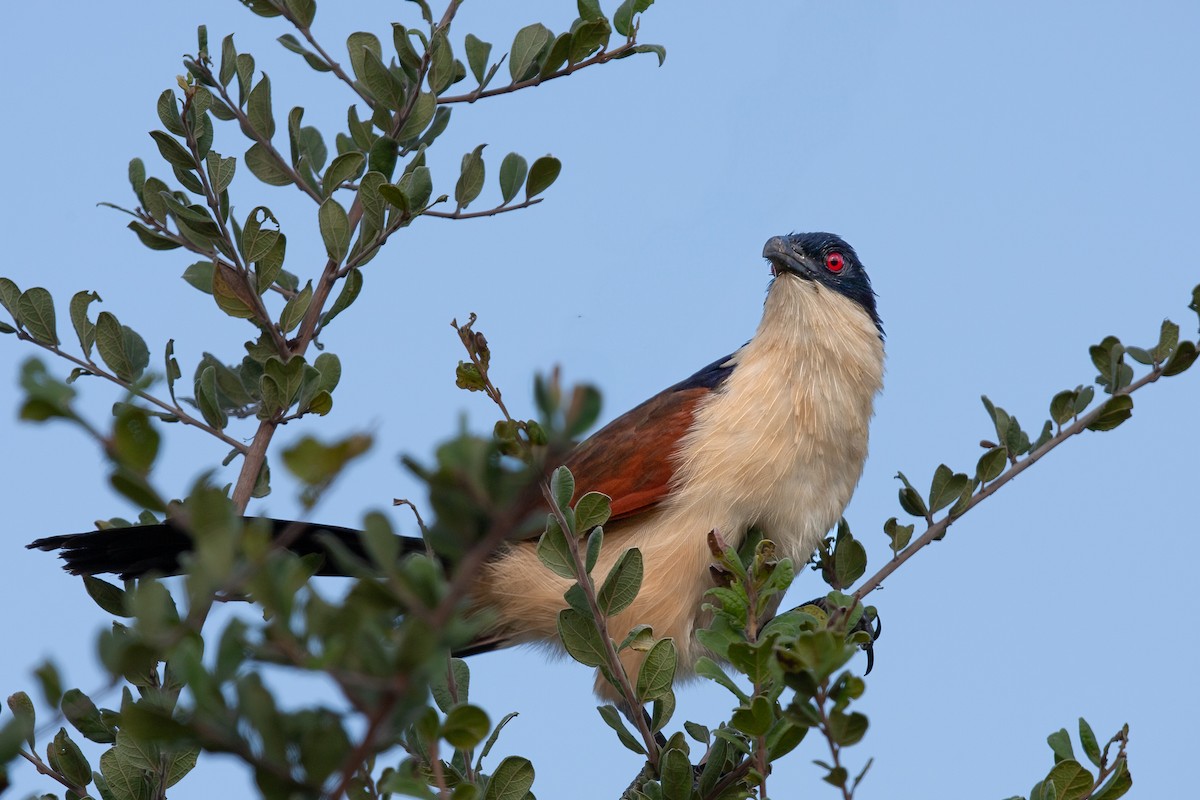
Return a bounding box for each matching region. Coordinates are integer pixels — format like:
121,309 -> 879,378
762,232 -> 882,335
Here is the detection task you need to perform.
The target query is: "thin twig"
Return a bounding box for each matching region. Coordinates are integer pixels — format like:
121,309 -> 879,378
437,41 -> 643,105
11,330 -> 248,453
813,683 -> 853,800
18,749 -> 89,798
422,197 -> 543,220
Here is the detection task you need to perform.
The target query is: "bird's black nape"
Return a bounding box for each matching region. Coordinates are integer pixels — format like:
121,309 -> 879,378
763,232 -> 883,337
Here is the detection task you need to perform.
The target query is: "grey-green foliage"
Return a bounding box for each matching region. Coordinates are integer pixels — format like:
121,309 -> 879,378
0,1 -> 665,798
1,0 -> 1191,797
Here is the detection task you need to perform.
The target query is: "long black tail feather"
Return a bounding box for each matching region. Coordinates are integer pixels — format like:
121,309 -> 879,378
27,518 -> 426,581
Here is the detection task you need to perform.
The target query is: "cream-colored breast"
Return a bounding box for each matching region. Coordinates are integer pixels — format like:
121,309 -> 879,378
475,274 -> 884,696
669,275 -> 885,564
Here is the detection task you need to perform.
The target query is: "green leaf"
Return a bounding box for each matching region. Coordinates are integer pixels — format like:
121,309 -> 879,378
569,18 -> 611,65
318,198 -> 350,262
1078,718 -> 1101,768
659,746 -> 692,800
61,689 -> 117,744
48,728 -> 92,788
83,574 -> 129,617
896,479 -> 928,518
557,607 -> 607,667
883,517 -> 914,553
148,130 -> 194,170
397,91 -> 437,141
322,152 -> 365,198
832,528 -> 867,588
195,365 -> 228,429
245,142 -> 294,186
574,491 -> 611,531
596,705 -> 646,755
629,43 -> 667,65
361,48 -> 407,111
1043,759 -> 1094,800
211,264 -> 257,318
1162,340 -> 1197,376
540,33 -> 571,78
284,0 -> 316,27
205,151 -> 237,195
321,268 -> 363,327
526,155 -> 561,199
578,0 -> 604,20
346,31 -> 382,82
550,466 -> 575,512
614,0 -> 655,37
219,34 -> 238,86
0,277 -> 21,320
828,710 -> 869,746
112,406 -> 160,476
1091,760 -> 1131,800
6,692 -> 35,749
455,144 -> 487,210
536,517 -> 576,579
695,656 -> 748,701
928,464 -> 970,513
127,220 -> 182,250
597,547 -> 642,616
280,280 -> 313,333
636,637 -> 676,701
247,73 -> 276,138
95,312 -> 149,382
1047,728 -> 1074,762
731,695 -> 774,736
277,33 -> 332,72
481,756 -> 535,800
182,261 -> 215,295
498,153 -> 528,205
128,157 -> 146,197
1085,395 -> 1133,432
441,704 -> 490,750
465,33 -> 492,84
431,657 -> 470,713
972,447 -> 1005,485
428,30 -> 456,94
509,23 -> 554,82
17,287 -> 59,345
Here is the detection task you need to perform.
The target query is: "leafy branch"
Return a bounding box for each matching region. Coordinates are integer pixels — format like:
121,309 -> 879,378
855,300 -> 1200,602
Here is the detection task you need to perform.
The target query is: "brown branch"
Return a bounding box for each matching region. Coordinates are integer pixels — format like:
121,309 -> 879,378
437,41 -> 642,105
854,366 -> 1166,601
422,197 -> 543,220
325,693 -> 400,800
704,758 -> 755,800
231,418 -> 275,513
813,682 -> 853,800
12,330 -> 248,453
540,482 -> 661,770
18,749 -> 89,798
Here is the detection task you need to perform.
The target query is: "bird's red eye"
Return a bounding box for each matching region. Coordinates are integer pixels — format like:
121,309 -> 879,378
825,252 -> 845,272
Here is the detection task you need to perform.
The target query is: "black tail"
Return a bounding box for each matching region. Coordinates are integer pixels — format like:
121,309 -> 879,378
28,518 -> 426,581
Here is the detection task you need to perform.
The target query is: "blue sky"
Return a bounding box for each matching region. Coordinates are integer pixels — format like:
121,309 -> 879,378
2,2 -> 1197,797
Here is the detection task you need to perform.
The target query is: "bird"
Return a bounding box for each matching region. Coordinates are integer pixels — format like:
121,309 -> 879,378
29,231 -> 885,700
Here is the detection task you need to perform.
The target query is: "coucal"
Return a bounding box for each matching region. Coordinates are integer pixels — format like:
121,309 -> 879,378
30,231 -> 885,699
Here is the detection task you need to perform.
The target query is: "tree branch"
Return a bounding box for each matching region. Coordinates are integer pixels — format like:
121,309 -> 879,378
12,330 -> 248,454
437,42 -> 642,105
540,482 -> 661,770
854,366 -> 1166,601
